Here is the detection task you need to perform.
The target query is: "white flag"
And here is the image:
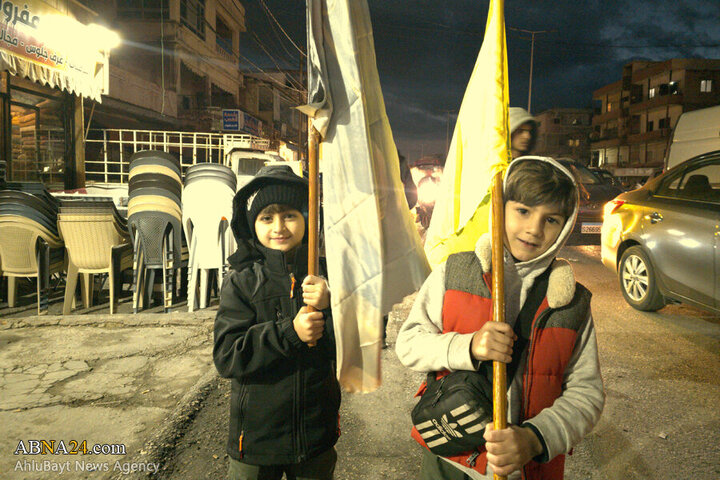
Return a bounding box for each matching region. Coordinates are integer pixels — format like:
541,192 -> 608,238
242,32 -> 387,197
301,0 -> 430,393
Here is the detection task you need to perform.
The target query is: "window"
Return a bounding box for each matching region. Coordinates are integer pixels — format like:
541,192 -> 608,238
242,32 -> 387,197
118,0 -> 168,19
553,117 -> 560,124
648,87 -> 656,99
657,161 -> 720,203
656,82 -> 679,96
647,120 -> 654,132
6,86 -> 67,188
259,87 -> 273,112
607,102 -> 612,112
181,0 -> 206,39
216,15 -> 233,55
701,79 -> 713,93
656,172 -> 683,197
658,117 -> 669,129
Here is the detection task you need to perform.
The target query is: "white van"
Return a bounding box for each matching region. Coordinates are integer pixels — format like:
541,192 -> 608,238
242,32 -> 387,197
664,105 -> 720,170
226,150 -> 303,190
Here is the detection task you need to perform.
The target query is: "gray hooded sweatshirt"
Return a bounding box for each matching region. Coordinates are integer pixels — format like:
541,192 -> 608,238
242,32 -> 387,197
509,107 -> 538,155
396,156 -> 604,480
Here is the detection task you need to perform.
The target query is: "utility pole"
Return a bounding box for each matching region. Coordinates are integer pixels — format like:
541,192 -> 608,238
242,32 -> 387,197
509,28 -> 555,114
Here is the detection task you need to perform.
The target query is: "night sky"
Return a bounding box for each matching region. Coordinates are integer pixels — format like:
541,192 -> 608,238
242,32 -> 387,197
241,0 -> 720,162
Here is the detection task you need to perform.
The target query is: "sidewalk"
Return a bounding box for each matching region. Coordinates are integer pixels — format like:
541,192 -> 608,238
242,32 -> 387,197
1,293 -> 217,480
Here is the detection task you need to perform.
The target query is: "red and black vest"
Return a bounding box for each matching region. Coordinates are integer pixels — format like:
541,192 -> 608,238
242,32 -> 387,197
410,251 -> 591,480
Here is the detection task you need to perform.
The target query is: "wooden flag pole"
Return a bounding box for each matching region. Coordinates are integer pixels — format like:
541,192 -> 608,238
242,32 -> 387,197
490,170 -> 507,480
307,122 -> 320,282
306,121 -> 321,348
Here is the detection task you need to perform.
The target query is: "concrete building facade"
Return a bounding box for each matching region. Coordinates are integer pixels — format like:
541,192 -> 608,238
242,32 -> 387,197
88,0 -> 247,131
241,70 -> 305,154
2,0 -> 306,188
591,58 -> 720,182
534,108 -> 593,163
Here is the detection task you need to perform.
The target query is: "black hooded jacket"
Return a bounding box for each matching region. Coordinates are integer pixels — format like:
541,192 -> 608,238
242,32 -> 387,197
214,165 -> 340,465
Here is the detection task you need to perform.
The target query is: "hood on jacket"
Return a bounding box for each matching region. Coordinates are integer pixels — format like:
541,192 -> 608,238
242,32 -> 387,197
231,164 -> 309,243
472,156 -> 579,325
509,107 -> 538,153
502,155 -> 579,268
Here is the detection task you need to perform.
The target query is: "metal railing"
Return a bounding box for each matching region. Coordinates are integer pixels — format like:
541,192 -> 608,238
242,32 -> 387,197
84,129 -> 270,184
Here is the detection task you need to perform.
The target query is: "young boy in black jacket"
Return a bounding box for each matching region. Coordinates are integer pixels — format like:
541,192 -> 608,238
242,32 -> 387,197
214,165 -> 340,480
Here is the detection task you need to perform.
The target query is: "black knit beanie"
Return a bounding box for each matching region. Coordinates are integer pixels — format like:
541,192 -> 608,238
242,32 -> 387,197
246,183 -> 308,235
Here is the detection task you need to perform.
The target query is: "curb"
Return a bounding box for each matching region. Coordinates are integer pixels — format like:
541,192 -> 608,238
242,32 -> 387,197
110,366 -> 221,480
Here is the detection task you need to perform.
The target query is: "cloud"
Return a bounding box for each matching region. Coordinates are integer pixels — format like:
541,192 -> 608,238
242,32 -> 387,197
598,0 -> 720,60
251,0 -> 720,158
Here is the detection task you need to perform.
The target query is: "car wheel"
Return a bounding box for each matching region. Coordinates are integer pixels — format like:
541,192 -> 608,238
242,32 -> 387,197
618,246 -> 666,311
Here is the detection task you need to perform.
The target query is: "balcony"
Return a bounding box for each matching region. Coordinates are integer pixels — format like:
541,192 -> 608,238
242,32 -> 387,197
629,93 -> 684,113
215,43 -> 237,67
590,127 -> 623,149
592,109 -> 622,125
626,128 -> 671,145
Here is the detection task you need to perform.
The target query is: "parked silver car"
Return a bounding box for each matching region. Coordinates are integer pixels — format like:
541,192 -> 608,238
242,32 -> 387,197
601,150 -> 720,313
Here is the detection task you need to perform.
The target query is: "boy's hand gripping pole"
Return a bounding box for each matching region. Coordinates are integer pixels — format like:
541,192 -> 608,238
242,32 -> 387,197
490,171 -> 507,480
306,123 -> 321,347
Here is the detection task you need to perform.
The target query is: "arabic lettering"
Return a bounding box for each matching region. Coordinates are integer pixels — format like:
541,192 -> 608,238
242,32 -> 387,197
1,1 -> 39,29
0,3 -> 74,69
18,5 -> 28,25
2,2 -> 12,24
24,42 -> 50,60
0,27 -> 18,46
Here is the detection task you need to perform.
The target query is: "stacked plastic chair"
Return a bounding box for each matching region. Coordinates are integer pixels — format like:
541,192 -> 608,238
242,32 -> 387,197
0,183 -> 64,314
57,199 -> 133,314
182,163 -> 236,311
127,150 -> 184,313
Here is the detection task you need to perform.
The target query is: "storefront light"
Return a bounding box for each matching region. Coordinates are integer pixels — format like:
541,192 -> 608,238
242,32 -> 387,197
35,15 -> 121,58
87,24 -> 122,50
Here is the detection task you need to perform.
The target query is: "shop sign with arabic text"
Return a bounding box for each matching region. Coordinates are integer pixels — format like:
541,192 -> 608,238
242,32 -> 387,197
0,0 -> 98,79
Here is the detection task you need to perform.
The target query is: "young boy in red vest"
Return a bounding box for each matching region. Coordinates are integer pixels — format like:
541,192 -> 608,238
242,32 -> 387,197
396,157 -> 604,480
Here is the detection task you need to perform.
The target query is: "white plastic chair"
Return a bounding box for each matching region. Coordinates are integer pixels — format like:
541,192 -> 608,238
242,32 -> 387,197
182,179 -> 235,311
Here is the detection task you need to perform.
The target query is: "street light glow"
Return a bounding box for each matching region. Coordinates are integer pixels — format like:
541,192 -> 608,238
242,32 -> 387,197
35,15 -> 122,56
88,23 -> 122,50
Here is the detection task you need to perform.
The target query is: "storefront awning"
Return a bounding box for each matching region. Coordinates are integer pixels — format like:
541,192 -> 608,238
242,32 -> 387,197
0,0 -> 113,101
180,57 -> 206,80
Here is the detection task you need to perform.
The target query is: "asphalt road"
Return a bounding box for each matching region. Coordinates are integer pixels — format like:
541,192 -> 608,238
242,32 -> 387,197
154,245 -> 720,480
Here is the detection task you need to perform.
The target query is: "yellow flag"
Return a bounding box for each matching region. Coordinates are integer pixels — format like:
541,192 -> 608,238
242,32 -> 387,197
424,0 -> 510,268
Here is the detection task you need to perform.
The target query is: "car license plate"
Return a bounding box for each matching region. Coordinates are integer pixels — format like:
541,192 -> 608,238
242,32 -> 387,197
581,222 -> 602,234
